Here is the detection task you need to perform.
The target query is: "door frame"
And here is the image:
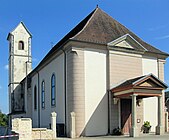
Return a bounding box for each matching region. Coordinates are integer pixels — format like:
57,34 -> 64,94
120,99 -> 132,134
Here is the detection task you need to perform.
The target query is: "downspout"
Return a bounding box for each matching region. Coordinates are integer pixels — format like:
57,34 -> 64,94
61,48 -> 67,136
9,35 -> 14,127
24,37 -> 31,114
106,46 -> 110,134
157,59 -> 160,79
35,70 -> 40,128
107,90 -> 110,134
11,35 -> 15,113
25,61 -> 28,113
38,71 -> 40,128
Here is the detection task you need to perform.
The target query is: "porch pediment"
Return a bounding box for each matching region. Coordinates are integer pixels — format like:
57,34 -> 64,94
139,80 -> 159,87
133,75 -> 167,89
111,74 -> 168,98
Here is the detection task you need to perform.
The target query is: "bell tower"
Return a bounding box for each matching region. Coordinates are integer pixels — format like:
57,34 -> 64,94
7,22 -> 32,114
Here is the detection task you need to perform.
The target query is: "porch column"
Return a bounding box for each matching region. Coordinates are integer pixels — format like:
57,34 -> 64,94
156,95 -> 164,135
130,94 -> 139,137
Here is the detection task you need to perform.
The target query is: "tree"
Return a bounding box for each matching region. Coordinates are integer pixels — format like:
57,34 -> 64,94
0,110 -> 8,126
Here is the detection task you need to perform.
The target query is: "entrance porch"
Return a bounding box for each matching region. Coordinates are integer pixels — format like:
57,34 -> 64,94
110,74 -> 168,137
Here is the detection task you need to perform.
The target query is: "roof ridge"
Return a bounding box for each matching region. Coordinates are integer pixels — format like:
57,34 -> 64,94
105,14 -> 168,55
71,7 -> 99,39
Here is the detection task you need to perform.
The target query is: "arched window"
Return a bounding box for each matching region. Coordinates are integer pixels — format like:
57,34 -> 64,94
18,41 -> 24,50
41,81 -> 45,109
51,74 -> 56,106
34,86 -> 37,110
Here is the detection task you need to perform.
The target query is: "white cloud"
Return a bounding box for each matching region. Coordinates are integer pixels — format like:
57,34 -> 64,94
148,24 -> 169,31
155,35 -> 169,40
4,64 -> 9,70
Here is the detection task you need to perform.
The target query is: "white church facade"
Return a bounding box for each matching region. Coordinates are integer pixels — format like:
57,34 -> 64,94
7,7 -> 168,137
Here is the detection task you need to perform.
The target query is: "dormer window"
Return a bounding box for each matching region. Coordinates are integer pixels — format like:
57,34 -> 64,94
18,41 -> 24,50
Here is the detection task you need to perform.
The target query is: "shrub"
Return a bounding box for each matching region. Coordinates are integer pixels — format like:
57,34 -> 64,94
143,121 -> 151,133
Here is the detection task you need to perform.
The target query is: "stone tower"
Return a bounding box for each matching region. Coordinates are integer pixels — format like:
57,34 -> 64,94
7,22 -> 32,114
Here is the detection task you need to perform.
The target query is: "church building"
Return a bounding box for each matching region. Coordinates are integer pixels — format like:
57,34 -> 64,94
7,7 -> 168,137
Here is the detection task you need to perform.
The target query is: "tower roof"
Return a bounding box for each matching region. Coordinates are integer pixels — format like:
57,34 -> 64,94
7,22 -> 32,40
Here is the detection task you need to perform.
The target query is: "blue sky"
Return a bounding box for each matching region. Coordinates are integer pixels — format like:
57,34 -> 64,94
0,0 -> 169,114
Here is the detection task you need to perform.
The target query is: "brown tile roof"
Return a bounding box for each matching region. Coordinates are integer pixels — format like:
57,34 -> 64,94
72,8 -> 168,55
111,74 -> 168,92
112,75 -> 145,90
31,7 -> 168,75
35,8 -> 96,69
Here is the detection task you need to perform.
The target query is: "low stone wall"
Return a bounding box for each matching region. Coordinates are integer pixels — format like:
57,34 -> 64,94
12,112 -> 57,140
32,128 -> 54,140
12,118 -> 32,140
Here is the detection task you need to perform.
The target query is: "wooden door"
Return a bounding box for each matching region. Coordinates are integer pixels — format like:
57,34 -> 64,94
121,99 -> 132,134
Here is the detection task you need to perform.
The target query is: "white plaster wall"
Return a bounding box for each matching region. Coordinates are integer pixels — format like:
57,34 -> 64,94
9,23 -> 32,115
12,23 -> 31,56
12,23 -> 32,81
26,88 -> 32,118
32,74 -> 39,128
40,53 -> 65,127
142,56 -> 158,76
84,49 -> 108,136
142,56 -> 158,132
32,53 -> 65,128
11,23 -> 32,83
13,56 -> 30,82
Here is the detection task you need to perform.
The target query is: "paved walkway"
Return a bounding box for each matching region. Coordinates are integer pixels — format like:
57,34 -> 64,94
57,133 -> 169,140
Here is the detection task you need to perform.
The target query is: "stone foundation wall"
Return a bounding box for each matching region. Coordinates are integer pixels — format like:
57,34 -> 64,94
12,116 -> 56,140
12,118 -> 32,140
32,128 -> 54,140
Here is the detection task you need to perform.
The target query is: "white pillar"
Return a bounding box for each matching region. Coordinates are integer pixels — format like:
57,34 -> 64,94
130,94 -> 139,137
51,112 -> 57,138
156,95 -> 164,135
70,112 -> 76,138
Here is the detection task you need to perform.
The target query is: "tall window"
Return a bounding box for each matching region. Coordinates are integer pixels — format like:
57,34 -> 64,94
34,86 -> 37,110
18,41 -> 24,50
51,74 -> 56,106
41,81 -> 45,109
11,92 -> 14,112
9,42 -> 11,53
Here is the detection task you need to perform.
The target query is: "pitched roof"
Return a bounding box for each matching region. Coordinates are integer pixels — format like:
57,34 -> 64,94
71,8 -> 168,55
7,22 -> 32,40
31,7 -> 168,75
111,74 -> 168,92
112,75 -> 145,90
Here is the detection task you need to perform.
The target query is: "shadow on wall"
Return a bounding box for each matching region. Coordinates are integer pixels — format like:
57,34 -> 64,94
12,83 -> 25,113
81,93 -> 109,136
